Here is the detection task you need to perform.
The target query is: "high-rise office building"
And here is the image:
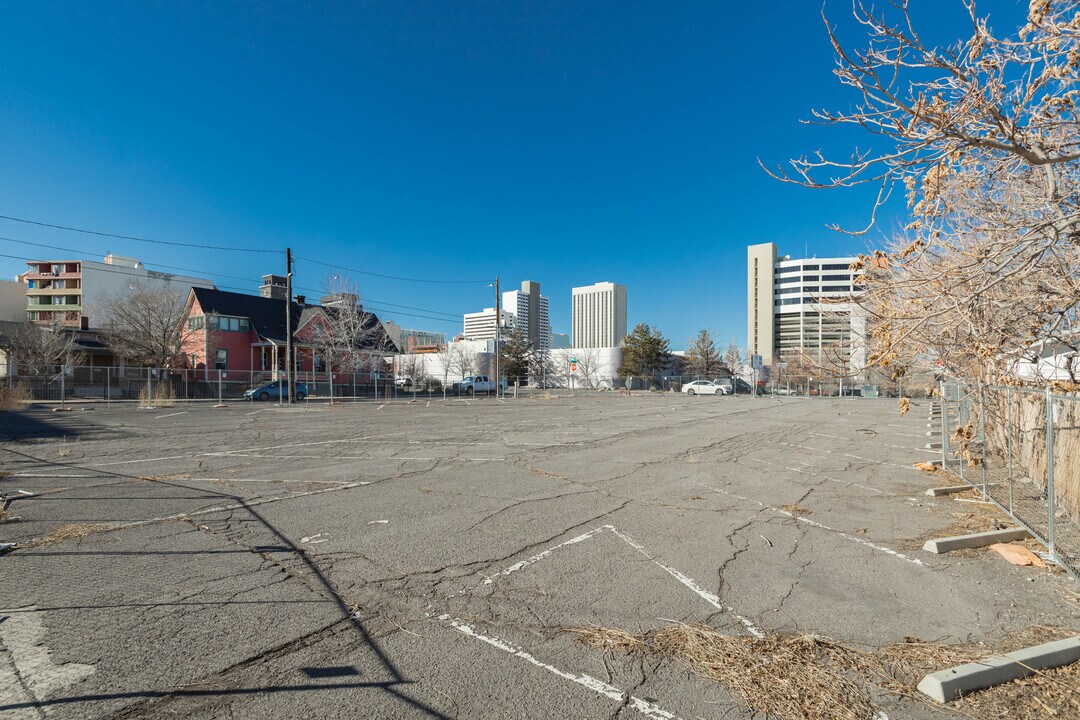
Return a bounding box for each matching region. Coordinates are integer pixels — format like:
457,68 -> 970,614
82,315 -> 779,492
747,242 -> 865,369
572,282 -> 627,348
463,307 -> 514,342
502,280 -> 551,351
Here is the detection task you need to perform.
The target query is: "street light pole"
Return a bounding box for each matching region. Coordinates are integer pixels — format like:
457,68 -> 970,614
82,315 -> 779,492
285,248 -> 293,406
494,277 -> 501,398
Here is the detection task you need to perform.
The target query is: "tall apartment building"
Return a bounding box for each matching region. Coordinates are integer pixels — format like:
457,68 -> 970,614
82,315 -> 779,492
572,281 -> 627,349
462,307 -> 514,342
21,254 -> 215,328
747,242 -> 865,370
502,280 -> 551,351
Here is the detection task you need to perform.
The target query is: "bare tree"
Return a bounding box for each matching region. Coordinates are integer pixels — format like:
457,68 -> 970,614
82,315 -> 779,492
434,344 -> 454,388
98,283 -> 195,368
768,1 -> 1080,385
573,347 -> 604,389
9,319 -> 83,375
313,275 -> 386,401
448,344 -> 478,379
398,354 -> 428,389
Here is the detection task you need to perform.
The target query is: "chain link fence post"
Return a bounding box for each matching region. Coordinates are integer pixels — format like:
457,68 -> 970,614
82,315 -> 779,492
1046,386 -> 1055,559
1006,385 -> 1013,515
979,383 -> 987,499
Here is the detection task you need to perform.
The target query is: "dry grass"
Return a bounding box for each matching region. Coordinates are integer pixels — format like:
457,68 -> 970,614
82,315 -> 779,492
25,523 -> 111,548
905,492 -> 1007,551
779,502 -> 810,515
138,382 -> 176,408
567,622 -> 1079,720
0,382 -> 33,411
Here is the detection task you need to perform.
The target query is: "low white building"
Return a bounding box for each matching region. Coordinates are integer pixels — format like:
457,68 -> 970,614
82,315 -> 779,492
392,342 -> 625,389
1008,339 -> 1079,382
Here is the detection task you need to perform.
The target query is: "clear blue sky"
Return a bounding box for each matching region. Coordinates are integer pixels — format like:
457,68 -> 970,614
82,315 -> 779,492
0,0 -> 1025,349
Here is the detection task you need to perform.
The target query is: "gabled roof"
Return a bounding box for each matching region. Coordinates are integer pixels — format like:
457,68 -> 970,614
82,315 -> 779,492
190,287 -> 399,353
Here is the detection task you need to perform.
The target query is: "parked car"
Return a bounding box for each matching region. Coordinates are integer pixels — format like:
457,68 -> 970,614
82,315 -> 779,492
708,379 -> 735,395
451,375 -> 508,396
682,380 -> 724,396
394,376 -> 413,388
244,382 -> 308,401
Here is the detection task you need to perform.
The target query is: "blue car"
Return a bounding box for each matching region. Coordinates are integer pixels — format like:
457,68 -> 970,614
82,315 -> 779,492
244,382 -> 308,401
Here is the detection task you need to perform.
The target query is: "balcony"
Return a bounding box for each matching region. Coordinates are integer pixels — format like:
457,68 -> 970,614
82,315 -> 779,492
25,262 -> 81,279
28,285 -> 81,295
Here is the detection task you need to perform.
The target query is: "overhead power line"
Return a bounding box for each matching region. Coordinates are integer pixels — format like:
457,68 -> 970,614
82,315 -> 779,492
0,213 -> 281,254
1,236 -> 464,322
0,242 -> 466,327
0,251 -> 257,295
295,255 -> 490,285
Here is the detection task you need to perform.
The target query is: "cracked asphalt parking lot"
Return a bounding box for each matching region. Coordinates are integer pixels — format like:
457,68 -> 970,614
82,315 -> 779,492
2,394 -> 1078,719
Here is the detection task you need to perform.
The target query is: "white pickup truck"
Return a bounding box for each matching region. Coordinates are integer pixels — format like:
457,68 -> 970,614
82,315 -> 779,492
451,375 -> 507,396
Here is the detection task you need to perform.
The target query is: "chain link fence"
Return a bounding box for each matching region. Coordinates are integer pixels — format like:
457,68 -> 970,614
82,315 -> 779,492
2,366 -> 457,405
939,380 -> 1080,582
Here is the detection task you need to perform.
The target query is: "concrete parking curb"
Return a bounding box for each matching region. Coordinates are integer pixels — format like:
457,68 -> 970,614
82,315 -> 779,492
925,485 -> 971,497
917,636 -> 1080,702
922,528 -> 1030,554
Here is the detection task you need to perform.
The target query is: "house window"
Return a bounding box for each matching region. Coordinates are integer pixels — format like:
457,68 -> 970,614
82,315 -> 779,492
313,353 -> 325,372
259,348 -> 270,371
188,316 -> 205,331
214,349 -> 228,371
207,316 -> 250,332
190,353 -> 199,368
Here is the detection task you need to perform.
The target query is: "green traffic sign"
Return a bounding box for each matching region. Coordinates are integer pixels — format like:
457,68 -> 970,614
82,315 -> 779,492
570,357 -> 577,363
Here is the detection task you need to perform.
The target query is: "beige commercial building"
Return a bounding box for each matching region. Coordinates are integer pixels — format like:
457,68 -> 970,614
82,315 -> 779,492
571,281 -> 627,349
462,307 -> 513,342
747,243 -> 865,371
21,254 -> 214,328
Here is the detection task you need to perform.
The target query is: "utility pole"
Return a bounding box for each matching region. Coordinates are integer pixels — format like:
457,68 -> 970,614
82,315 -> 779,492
285,248 -> 293,405
494,277 -> 500,398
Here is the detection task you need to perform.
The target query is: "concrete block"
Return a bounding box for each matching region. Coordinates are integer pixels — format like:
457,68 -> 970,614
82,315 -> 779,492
922,528 -> 1030,554
924,442 -> 942,450
925,485 -> 969,497
917,636 -> 1080,702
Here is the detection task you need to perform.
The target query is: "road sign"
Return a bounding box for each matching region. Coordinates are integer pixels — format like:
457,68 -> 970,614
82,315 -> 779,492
570,363 -> 578,372
570,357 -> 577,364
751,354 -> 763,369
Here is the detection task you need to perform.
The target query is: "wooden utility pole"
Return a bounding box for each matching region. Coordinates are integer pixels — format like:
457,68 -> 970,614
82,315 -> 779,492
494,277 -> 500,398
285,248 -> 293,405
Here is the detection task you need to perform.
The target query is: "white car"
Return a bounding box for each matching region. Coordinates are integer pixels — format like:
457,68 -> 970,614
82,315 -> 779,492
682,380 -> 725,396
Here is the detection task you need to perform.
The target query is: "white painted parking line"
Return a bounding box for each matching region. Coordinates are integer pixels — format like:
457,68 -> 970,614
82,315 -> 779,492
750,458 -> 884,495
699,484 -> 926,568
203,453 -> 508,462
779,442 -> 918,470
482,524 -> 765,638
86,481 -> 373,534
244,409 -> 266,416
809,432 -> 931,452
607,526 -> 765,638
483,526 -> 609,584
154,411 -> 189,419
88,455 -> 188,467
183,477 -> 354,484
439,616 -> 680,720
7,474 -> 102,478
